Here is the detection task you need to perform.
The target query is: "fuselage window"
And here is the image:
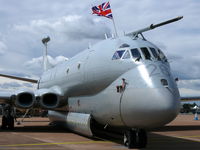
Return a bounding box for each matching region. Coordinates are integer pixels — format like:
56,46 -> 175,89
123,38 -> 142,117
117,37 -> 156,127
112,50 -> 125,60
141,47 -> 151,60
122,50 -> 131,59
149,47 -> 159,60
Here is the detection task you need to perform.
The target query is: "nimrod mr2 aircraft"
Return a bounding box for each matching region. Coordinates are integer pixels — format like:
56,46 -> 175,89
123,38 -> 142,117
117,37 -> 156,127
0,16 -> 183,148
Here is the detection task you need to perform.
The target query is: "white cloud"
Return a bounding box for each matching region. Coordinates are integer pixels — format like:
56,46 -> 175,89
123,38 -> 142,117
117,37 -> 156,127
24,56 -> 43,70
24,55 -> 68,75
49,55 -> 68,66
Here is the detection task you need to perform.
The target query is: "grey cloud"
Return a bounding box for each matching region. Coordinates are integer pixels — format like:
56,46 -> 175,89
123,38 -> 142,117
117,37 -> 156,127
0,13 -> 111,73
0,82 -> 21,88
177,79 -> 200,96
167,54 -> 183,61
14,15 -> 110,40
179,88 -> 200,97
179,80 -> 198,89
0,41 -> 6,55
0,81 -> 34,90
171,54 -> 200,79
22,83 -> 33,88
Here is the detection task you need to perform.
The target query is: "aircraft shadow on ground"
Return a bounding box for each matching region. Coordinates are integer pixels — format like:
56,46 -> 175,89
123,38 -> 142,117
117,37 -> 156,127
146,133 -> 200,150
0,125 -> 70,133
92,131 -> 200,150
1,125 -> 200,149
151,125 -> 200,132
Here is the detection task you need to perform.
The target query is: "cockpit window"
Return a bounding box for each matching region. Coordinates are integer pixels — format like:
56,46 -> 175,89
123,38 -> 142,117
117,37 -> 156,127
119,43 -> 130,48
149,47 -> 159,60
112,50 -> 125,60
158,49 -> 168,62
141,47 -> 151,60
130,48 -> 141,59
122,50 -> 131,59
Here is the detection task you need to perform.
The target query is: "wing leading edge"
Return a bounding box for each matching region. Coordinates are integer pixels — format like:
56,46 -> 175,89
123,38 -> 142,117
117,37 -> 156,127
0,73 -> 38,83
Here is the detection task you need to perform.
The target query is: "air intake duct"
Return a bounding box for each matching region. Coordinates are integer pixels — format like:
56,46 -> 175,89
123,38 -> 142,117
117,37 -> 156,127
35,89 -> 66,109
12,91 -> 35,109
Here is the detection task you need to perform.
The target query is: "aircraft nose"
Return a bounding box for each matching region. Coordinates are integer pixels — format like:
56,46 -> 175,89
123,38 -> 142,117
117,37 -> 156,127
120,87 -> 180,128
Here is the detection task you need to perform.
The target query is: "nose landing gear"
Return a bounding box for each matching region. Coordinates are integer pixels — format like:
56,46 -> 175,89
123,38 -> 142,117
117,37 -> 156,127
124,129 -> 147,149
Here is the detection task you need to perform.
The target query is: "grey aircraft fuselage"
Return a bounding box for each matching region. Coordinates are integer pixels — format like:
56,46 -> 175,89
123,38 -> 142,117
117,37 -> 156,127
38,35 -> 180,129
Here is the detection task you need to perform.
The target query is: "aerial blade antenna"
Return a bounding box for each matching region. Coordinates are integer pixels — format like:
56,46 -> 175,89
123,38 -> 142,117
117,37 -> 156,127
126,16 -> 183,37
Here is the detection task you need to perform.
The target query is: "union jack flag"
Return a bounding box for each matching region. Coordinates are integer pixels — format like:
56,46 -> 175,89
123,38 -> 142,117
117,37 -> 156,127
92,2 -> 113,19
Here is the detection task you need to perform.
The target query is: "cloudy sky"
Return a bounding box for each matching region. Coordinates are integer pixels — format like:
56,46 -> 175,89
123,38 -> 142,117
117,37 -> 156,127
0,0 -> 200,96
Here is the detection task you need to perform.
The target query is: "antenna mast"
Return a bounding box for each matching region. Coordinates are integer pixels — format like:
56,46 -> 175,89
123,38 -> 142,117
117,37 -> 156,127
42,36 -> 51,71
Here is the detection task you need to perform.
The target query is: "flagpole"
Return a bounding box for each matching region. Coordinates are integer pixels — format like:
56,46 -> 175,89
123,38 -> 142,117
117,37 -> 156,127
111,17 -> 118,38
91,1 -> 118,38
109,1 -> 118,38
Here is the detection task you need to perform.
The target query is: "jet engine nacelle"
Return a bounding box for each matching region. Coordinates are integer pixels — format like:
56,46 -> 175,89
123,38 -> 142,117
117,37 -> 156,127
35,89 -> 65,109
12,91 -> 35,109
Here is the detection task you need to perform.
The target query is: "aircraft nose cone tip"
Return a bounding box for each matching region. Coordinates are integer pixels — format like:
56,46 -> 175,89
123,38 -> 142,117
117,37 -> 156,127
150,95 -> 180,127
122,88 -> 180,128
145,89 -> 180,127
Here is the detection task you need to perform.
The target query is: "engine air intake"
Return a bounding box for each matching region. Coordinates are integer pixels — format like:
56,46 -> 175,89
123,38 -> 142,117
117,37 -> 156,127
15,92 -> 35,109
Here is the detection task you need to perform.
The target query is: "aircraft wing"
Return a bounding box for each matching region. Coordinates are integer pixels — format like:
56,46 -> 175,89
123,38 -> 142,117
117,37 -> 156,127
0,73 -> 38,83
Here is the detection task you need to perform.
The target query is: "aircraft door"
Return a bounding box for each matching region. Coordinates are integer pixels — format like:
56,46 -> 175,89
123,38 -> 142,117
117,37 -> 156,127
116,78 -> 129,126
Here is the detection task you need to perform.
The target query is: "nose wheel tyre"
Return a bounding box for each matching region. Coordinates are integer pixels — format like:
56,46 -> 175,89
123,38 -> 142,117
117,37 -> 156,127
124,129 -> 147,149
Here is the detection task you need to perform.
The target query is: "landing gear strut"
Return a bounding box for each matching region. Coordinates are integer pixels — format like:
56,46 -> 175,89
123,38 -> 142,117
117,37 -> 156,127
1,105 -> 15,130
124,129 -> 147,149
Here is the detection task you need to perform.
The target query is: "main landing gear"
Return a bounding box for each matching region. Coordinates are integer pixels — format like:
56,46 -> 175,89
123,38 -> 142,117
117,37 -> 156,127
124,129 -> 147,149
1,105 -> 15,130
